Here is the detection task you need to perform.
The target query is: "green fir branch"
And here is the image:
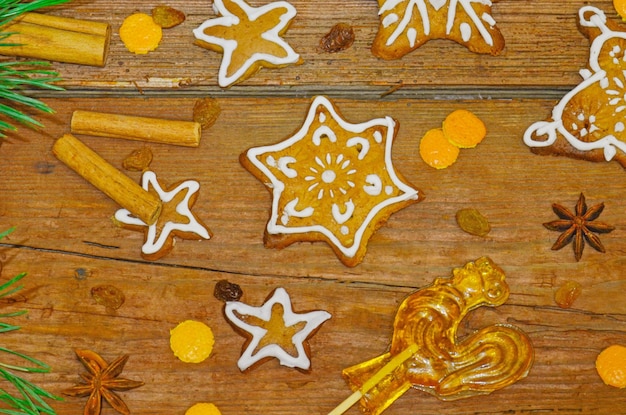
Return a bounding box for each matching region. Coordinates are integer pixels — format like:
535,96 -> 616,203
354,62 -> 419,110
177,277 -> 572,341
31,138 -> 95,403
0,0 -> 69,137
0,229 -> 61,415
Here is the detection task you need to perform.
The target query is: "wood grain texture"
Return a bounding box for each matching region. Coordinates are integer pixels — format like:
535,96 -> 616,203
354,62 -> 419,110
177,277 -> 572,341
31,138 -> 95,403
27,0 -> 614,94
2,0 -> 626,414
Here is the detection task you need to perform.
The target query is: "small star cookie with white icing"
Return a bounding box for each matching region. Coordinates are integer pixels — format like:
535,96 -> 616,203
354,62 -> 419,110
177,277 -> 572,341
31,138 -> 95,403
240,96 -> 421,267
114,170 -> 212,260
193,0 -> 300,88
372,0 -> 505,60
224,287 -> 331,372
524,6 -> 626,168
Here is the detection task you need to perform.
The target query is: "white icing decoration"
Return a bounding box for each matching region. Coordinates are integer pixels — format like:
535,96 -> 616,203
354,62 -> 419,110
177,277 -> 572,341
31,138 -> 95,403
224,287 -> 331,371
385,185 -> 394,195
616,122 -> 625,132
460,22 -> 471,42
363,174 -> 383,196
407,28 -> 418,47
313,125 -> 337,145
341,226 -> 349,235
193,0 -> 300,88
321,170 -> 336,183
524,6 -> 626,161
332,200 -> 355,224
481,12 -> 496,27
382,13 -> 399,28
244,96 -> 420,260
277,156 -> 297,178
430,0 -> 446,10
114,171 -> 210,256
284,198 -> 314,219
346,137 -> 370,160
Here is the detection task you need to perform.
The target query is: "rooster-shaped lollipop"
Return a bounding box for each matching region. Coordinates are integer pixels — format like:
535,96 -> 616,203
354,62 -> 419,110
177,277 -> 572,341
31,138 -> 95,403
334,257 -> 533,415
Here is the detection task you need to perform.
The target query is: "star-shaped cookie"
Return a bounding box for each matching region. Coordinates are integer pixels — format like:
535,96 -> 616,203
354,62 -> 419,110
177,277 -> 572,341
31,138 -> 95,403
240,96 -> 421,267
114,171 -> 211,260
224,287 -> 331,372
372,0 -> 505,59
193,0 -> 300,88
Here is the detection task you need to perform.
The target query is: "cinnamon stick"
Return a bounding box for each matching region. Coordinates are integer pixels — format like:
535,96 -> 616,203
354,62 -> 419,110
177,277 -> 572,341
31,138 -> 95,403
71,110 -> 202,147
0,13 -> 110,67
53,134 -> 162,225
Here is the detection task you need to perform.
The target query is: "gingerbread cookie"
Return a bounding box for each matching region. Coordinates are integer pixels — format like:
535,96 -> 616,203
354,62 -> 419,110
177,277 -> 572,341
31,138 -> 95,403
240,96 -> 421,267
193,0 -> 300,88
224,287 -> 331,372
524,6 -> 626,168
372,0 -> 504,60
113,170 -> 212,260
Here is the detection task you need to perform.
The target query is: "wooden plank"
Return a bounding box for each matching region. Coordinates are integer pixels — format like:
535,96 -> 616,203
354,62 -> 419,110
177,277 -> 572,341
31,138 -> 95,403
24,0 -> 615,92
2,96 -> 626,413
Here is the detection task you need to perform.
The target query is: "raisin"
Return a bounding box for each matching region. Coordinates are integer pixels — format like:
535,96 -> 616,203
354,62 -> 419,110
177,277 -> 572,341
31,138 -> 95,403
455,208 -> 491,237
320,23 -> 355,53
152,5 -> 186,29
554,280 -> 582,309
91,284 -> 125,310
214,280 -> 243,302
193,97 -> 221,129
122,146 -> 153,171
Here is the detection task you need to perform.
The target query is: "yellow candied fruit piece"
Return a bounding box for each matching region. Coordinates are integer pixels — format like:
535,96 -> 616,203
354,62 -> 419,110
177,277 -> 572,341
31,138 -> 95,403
597,344 -> 626,388
419,127 -> 460,169
615,0 -> 626,21
185,402 -> 222,415
119,13 -> 163,54
442,109 -> 486,149
170,320 -> 215,363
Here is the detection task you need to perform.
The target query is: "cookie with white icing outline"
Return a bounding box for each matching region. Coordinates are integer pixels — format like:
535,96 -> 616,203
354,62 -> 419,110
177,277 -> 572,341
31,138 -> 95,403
373,0 -> 504,60
193,0 -> 300,88
524,6 -> 626,168
224,287 -> 331,372
113,170 -> 212,261
240,96 -> 421,267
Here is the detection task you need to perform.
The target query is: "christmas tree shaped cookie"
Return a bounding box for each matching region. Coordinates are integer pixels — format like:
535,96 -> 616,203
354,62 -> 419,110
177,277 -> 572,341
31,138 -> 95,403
524,6 -> 626,168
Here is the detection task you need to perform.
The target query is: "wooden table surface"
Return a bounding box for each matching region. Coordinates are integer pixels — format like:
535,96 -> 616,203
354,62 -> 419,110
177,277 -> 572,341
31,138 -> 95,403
2,0 -> 626,414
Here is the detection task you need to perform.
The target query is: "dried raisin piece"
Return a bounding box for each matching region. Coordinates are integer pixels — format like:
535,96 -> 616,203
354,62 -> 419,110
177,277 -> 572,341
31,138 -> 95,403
554,280 -> 582,309
455,208 -> 491,237
122,146 -> 153,171
214,280 -> 243,302
152,5 -> 186,29
320,23 -> 355,53
193,97 -> 221,129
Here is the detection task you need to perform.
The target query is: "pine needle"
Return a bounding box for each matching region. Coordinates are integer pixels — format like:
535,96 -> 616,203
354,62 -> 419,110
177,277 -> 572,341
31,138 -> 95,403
0,0 -> 69,137
0,229 -> 61,415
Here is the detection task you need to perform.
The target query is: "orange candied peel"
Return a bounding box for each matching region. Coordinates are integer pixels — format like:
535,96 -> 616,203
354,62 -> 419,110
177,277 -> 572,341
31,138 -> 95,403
119,13 -> 163,54
442,109 -> 486,148
615,0 -> 626,21
185,402 -> 222,415
419,127 -> 460,169
596,344 -> 626,388
169,320 -> 215,363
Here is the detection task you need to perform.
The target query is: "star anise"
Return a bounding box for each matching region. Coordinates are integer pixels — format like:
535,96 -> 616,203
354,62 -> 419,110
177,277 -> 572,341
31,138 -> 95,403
543,193 -> 615,261
62,349 -> 144,415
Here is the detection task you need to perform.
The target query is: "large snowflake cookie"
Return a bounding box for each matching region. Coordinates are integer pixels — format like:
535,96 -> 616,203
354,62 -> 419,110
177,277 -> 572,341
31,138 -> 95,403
372,0 -> 505,60
524,6 -> 626,168
224,287 -> 331,372
193,0 -> 300,88
240,96 -> 421,267
114,171 -> 211,261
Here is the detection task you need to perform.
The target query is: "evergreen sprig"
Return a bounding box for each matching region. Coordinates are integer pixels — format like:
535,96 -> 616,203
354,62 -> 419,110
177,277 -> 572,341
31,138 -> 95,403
0,229 -> 61,415
0,0 -> 70,137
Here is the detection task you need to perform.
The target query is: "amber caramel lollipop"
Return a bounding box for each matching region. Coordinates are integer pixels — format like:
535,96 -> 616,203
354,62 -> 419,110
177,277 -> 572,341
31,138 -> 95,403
331,257 -> 534,415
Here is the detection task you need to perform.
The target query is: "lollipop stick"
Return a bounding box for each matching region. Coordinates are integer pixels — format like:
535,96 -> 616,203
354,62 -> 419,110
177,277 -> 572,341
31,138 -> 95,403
327,343 -> 418,415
